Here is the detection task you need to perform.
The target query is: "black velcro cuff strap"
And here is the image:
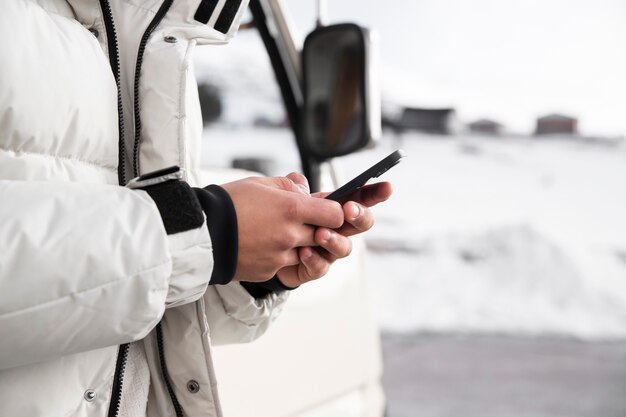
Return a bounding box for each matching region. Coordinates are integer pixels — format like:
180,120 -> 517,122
142,180 -> 205,235
194,185 -> 238,285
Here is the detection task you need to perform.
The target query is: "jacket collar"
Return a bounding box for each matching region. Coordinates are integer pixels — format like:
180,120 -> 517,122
66,0 -> 249,44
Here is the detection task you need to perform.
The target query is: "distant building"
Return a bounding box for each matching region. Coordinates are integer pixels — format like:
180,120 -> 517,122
397,107 -> 458,135
468,119 -> 503,135
253,115 -> 288,128
535,114 -> 578,136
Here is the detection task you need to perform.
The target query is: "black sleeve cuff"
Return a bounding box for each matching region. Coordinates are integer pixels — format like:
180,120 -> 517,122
142,180 -> 205,235
193,185 -> 238,286
240,276 -> 298,299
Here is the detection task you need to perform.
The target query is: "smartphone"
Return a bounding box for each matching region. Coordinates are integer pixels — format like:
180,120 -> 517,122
325,149 -> 406,203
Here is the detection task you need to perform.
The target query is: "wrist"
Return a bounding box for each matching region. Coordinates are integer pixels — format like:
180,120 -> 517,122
127,166 -> 239,286
129,167 -> 205,236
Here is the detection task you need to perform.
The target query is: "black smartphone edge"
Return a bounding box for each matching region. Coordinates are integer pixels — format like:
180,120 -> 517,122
325,149 -> 406,203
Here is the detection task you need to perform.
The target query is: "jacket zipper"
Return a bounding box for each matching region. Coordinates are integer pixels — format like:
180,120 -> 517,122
132,0 -> 175,178
99,1 -> 181,415
157,322 -> 184,417
98,0 -> 127,185
107,344 -> 130,417
133,2 -> 183,414
98,2 -> 130,416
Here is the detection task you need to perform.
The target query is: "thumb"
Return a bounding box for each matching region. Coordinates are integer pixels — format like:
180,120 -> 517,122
261,175 -> 308,195
286,172 -> 310,195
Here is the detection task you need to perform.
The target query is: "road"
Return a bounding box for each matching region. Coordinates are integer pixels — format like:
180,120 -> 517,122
382,334 -> 626,417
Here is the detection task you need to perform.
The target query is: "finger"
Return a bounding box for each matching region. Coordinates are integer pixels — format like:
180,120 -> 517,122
235,177 -> 342,228
289,224 -> 318,247
259,249 -> 300,281
332,203 -> 374,237
312,182 -> 393,207
299,246 -> 331,281
254,176 -> 304,194
311,190 -> 331,199
349,181 -> 393,207
289,197 -> 344,229
280,248 -> 301,268
286,172 -> 310,195
344,202 -> 374,231
315,227 -> 352,260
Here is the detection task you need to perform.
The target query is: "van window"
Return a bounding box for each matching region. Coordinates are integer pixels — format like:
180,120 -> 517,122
195,26 -> 300,176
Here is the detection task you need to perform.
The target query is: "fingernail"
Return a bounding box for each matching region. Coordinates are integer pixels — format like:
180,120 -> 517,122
351,204 -> 361,219
301,247 -> 313,260
320,228 -> 331,243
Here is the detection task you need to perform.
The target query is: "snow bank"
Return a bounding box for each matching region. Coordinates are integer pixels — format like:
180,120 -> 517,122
368,224 -> 626,339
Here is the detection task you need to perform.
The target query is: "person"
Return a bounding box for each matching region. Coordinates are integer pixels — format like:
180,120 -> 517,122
0,1 -> 392,416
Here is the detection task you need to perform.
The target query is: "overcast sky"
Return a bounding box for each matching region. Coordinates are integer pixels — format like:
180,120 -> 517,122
286,0 -> 626,136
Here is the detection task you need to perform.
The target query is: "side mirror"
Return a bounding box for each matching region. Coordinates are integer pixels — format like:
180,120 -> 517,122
301,24 -> 381,160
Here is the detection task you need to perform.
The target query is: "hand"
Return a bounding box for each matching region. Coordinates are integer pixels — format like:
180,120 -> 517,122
276,173 -> 392,288
220,176 -> 344,282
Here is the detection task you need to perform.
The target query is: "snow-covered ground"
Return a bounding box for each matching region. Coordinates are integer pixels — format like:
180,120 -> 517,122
201,127 -> 626,340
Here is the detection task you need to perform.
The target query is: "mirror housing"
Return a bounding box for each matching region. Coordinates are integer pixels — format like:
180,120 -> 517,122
301,23 -> 381,160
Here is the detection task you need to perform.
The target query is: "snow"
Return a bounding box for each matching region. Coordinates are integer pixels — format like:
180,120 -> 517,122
201,127 -> 626,340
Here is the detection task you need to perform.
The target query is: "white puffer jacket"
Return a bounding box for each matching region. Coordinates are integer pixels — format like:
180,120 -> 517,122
0,1 -> 287,416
